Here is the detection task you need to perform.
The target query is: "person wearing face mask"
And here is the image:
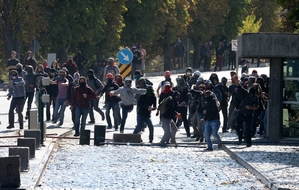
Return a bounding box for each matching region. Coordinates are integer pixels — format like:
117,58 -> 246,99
45,69 -> 58,121
216,77 -> 230,133
156,70 -> 173,96
50,70 -> 69,126
71,76 -> 96,136
86,69 -> 105,124
16,63 -> 26,78
110,77 -> 146,133
103,57 -> 120,82
133,86 -> 156,143
200,90 -> 222,151
24,65 -> 35,120
99,73 -> 120,131
173,76 -> 190,137
7,70 -> 26,129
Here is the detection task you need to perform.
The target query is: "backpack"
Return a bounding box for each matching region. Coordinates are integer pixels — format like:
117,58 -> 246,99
159,96 -> 173,115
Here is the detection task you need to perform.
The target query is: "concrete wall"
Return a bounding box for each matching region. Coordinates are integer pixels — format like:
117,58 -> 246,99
238,33 -> 299,58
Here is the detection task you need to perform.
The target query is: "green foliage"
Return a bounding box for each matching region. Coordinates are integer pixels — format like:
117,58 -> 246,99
238,14 -> 262,34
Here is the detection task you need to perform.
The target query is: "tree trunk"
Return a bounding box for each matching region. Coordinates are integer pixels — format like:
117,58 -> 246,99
57,44 -> 70,65
193,41 -> 201,69
163,43 -> 171,71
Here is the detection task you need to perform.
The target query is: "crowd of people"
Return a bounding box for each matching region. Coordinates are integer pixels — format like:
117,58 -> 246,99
5,48 -> 269,150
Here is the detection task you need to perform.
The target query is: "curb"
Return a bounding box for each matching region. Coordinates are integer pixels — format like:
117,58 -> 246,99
222,144 -> 290,190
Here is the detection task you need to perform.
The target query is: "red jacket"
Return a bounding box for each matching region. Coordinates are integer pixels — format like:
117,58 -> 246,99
71,85 -> 96,108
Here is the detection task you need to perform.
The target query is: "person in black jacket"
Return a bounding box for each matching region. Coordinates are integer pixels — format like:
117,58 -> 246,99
24,65 -> 35,119
173,76 -> 190,137
133,86 -> 156,143
45,69 -> 58,121
200,90 -> 222,151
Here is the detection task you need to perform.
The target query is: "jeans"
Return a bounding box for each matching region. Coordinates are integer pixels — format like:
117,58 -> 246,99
89,99 -> 104,122
53,98 -> 67,124
106,101 -> 120,129
74,107 -> 89,135
196,112 -> 205,139
204,119 -> 221,150
134,114 -> 154,141
120,104 -> 133,132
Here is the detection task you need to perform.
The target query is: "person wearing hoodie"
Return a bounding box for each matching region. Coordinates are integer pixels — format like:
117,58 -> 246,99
71,76 -> 96,136
45,69 -> 58,121
16,63 -> 27,78
24,65 -> 35,119
7,70 -> 26,129
110,77 -> 146,133
62,56 -> 78,77
34,64 -> 49,106
173,76 -> 190,137
133,86 -> 156,143
87,69 -> 105,124
200,90 -> 222,151
216,77 -> 230,133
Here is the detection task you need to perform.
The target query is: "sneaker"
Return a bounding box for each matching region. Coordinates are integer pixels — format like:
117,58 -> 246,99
246,143 -> 252,147
235,140 -> 242,145
107,126 -> 112,129
52,120 -> 57,124
7,125 -> 15,129
120,130 -> 124,134
115,128 -> 118,131
88,121 -> 95,124
170,141 -> 176,144
149,140 -> 153,143
222,130 -> 229,133
58,122 -> 63,126
74,133 -> 79,137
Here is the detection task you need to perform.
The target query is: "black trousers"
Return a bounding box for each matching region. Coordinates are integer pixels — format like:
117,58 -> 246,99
236,113 -> 252,145
89,99 -> 104,122
177,106 -> 190,136
9,97 -> 25,128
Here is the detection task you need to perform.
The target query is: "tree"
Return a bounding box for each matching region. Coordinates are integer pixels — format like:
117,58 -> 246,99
277,0 -> 299,32
238,13 -> 262,33
187,0 -> 229,68
0,0 -> 49,60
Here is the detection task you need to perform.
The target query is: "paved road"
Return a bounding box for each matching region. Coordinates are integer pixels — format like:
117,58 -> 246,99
2,66 -> 299,189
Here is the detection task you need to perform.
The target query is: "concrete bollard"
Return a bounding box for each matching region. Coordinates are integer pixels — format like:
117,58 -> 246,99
17,138 -> 36,159
24,129 -> 41,149
29,110 -> 38,129
79,130 -> 90,145
94,125 -> 106,146
0,156 -> 21,188
113,133 -> 142,143
9,147 -> 30,172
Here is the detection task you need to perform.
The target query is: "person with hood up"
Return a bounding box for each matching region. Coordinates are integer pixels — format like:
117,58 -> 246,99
187,70 -> 201,88
216,77 -> 230,133
200,90 -> 222,151
133,86 -> 156,143
16,63 -> 27,78
71,76 -> 96,136
103,57 -> 120,82
7,70 -> 26,129
24,65 -> 35,119
173,76 -> 190,137
62,56 -> 77,77
87,69 -> 105,124
110,77 -> 146,133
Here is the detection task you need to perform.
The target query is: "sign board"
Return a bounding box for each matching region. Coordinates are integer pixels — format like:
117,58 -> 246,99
117,48 -> 133,64
232,40 -> 238,51
47,53 -> 56,67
